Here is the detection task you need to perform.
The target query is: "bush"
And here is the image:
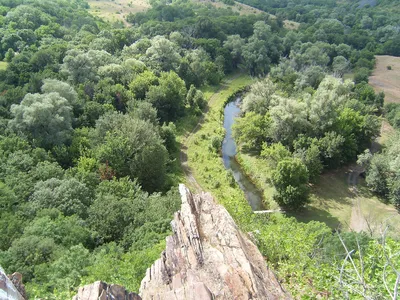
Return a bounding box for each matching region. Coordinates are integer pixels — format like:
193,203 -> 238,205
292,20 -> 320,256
209,135 -> 223,153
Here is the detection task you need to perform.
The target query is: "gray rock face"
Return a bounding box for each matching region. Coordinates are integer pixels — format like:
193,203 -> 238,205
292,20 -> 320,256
139,184 -> 288,300
72,281 -> 141,300
0,267 -> 25,300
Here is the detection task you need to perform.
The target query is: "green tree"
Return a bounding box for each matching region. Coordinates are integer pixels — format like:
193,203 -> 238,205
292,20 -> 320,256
318,131 -> 346,169
353,67 -> 370,84
128,100 -> 158,125
9,92 -> 73,149
269,95 -> 310,146
146,71 -> 186,122
294,143 -> 323,182
128,70 -> 158,99
31,178 -> 92,218
144,35 -> 181,72
332,56 -> 349,77
41,79 -> 82,116
271,158 -> 309,210
223,35 -> 245,69
232,112 -> 271,153
0,235 -> 58,281
94,112 -> 168,192
88,177 -> 147,242
242,78 -> 275,114
260,142 -> 291,168
61,50 -> 114,84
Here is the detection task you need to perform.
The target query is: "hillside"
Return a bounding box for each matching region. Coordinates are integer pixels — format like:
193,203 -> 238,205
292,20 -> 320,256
88,0 -> 150,25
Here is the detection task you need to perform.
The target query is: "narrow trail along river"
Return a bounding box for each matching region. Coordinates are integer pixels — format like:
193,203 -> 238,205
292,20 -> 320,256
222,96 -> 265,211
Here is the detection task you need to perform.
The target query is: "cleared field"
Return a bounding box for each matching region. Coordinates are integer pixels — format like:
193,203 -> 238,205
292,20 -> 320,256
195,0 -> 263,15
0,61 -> 8,70
88,0 -> 150,24
291,168 -> 353,230
88,0 -> 300,30
283,20 -> 300,30
195,0 -> 300,30
369,55 -> 400,103
291,167 -> 400,238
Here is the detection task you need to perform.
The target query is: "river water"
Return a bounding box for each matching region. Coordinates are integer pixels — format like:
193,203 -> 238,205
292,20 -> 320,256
222,97 -> 265,211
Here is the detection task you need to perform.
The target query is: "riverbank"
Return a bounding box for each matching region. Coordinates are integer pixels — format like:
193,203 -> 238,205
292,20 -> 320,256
235,152 -> 279,210
221,97 -> 266,211
184,74 -> 255,225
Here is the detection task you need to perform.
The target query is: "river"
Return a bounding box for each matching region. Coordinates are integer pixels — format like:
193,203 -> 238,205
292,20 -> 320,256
222,96 -> 265,211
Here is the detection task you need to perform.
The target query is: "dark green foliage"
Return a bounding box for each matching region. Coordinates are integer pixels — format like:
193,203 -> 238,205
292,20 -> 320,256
94,112 -> 168,192
385,103 -> 400,129
31,178 -> 92,218
361,134 -> 400,207
271,158 -> 309,210
0,0 -> 190,298
353,67 -> 370,84
146,71 -> 187,122
88,178 -> 147,243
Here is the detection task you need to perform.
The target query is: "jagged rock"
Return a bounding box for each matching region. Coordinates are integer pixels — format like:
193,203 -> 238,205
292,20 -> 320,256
72,281 -> 141,300
7,273 -> 26,300
139,184 -> 289,300
0,267 -> 25,300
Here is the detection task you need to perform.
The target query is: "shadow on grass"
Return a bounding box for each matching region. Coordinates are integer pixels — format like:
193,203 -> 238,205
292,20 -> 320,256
287,207 -> 342,230
287,168 -> 355,229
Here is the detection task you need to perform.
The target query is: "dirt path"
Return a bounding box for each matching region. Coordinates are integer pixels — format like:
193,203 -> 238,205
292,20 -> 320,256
179,74 -> 242,193
349,194 -> 369,233
347,164 -> 371,233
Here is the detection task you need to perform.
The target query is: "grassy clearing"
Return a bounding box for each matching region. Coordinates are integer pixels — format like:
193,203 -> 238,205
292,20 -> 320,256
369,55 -> 400,103
0,61 -> 8,70
283,20 -> 300,30
292,168 -> 353,229
193,0 -> 264,16
357,184 -> 400,238
289,168 -> 400,237
184,74 -> 256,223
88,0 -> 150,25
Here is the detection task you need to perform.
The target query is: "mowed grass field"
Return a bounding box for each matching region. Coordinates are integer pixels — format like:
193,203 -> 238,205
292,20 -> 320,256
88,0 -> 150,24
369,55 -> 400,103
293,168 -> 400,238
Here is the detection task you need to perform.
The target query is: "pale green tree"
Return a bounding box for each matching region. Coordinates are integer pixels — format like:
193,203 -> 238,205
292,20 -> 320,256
9,93 -> 73,149
144,35 -> 181,72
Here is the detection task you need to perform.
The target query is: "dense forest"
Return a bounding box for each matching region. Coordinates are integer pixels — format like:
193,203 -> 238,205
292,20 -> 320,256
0,0 -> 399,298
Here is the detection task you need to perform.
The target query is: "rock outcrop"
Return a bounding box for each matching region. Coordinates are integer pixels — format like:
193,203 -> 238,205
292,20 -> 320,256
0,267 -> 25,300
139,184 -> 288,300
73,281 -> 141,300
73,184 -> 288,300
